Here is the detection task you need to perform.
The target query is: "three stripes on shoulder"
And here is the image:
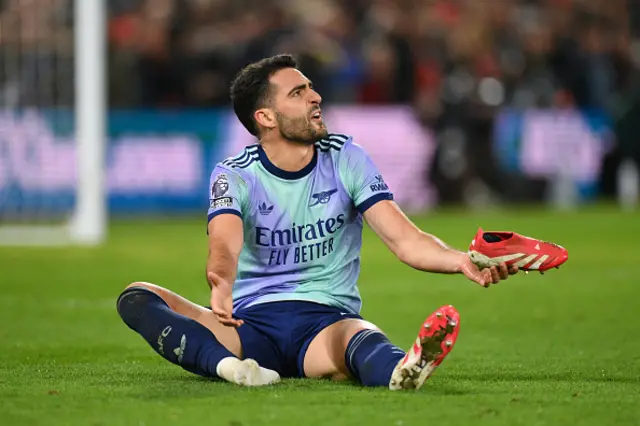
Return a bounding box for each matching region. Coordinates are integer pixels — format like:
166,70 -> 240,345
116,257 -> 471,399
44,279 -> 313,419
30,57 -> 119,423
223,146 -> 260,169
222,133 -> 350,169
316,133 -> 349,152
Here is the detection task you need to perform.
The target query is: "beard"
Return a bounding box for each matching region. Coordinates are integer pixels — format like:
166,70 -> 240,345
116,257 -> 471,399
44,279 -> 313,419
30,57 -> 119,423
275,111 -> 328,145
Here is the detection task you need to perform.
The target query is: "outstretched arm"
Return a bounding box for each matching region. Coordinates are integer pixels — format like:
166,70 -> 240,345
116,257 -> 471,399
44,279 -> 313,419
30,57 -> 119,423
363,200 -> 515,287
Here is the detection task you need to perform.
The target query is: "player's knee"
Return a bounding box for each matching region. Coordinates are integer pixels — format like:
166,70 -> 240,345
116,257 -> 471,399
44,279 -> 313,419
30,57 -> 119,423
125,281 -> 154,292
116,283 -> 166,329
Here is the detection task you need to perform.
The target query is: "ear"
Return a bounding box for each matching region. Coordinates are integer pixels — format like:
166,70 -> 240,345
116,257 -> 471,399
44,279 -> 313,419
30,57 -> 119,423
254,108 -> 276,132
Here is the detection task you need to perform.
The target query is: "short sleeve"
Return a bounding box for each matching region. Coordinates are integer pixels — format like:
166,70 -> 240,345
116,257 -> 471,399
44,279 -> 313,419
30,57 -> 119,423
339,141 -> 393,213
207,165 -> 248,224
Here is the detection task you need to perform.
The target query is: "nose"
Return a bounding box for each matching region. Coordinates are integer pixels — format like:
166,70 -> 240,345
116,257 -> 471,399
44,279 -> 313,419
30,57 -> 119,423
309,88 -> 322,105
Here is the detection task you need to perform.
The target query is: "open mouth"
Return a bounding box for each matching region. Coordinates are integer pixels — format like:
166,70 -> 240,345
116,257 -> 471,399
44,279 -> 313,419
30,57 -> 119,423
310,110 -> 322,121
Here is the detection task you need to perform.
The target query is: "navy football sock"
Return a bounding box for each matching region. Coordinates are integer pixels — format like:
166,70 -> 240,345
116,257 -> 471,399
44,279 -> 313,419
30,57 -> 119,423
116,286 -> 235,378
345,329 -> 405,387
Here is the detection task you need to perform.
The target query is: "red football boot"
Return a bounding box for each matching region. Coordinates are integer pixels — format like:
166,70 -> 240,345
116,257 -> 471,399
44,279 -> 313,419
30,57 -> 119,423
468,227 -> 568,273
389,305 -> 460,390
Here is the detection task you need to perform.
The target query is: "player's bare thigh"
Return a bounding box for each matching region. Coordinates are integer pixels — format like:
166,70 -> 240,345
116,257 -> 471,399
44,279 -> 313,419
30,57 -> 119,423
303,318 -> 380,381
125,282 -> 242,357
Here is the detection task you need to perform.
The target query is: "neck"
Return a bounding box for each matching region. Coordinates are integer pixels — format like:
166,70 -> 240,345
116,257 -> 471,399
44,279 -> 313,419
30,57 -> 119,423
260,138 -> 315,172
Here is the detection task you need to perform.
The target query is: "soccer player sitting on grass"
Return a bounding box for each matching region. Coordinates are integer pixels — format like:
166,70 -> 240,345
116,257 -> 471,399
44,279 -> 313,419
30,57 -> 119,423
116,54 -> 519,390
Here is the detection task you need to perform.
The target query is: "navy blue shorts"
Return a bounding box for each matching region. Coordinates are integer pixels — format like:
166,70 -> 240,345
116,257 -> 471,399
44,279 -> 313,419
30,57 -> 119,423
232,301 -> 362,378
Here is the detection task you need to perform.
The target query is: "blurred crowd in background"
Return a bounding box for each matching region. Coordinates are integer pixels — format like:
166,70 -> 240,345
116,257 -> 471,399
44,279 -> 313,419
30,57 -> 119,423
0,0 -> 639,203
0,0 -> 636,110
106,0 -> 639,117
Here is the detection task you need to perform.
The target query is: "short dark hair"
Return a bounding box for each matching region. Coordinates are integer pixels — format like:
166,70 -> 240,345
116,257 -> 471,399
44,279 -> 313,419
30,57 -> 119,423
230,54 -> 299,136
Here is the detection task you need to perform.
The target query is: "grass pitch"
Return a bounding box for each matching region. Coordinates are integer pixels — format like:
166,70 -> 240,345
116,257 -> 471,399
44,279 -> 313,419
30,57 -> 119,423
1,206 -> 639,426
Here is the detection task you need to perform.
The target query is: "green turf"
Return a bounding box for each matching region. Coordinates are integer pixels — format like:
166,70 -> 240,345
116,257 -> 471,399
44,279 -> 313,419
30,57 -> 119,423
1,206 -> 639,426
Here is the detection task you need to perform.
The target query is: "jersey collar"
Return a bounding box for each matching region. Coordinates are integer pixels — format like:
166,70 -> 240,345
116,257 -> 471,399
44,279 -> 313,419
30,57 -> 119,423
257,144 -> 317,180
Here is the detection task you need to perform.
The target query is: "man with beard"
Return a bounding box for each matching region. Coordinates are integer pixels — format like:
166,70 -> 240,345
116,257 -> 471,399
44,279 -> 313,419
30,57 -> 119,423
116,55 -> 517,389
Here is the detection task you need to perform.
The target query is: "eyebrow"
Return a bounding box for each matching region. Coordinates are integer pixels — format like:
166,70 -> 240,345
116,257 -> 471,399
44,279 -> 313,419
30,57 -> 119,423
287,82 -> 313,96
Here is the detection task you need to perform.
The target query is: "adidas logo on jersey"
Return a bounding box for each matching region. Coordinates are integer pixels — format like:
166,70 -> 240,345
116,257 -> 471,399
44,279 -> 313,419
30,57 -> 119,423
258,202 -> 274,216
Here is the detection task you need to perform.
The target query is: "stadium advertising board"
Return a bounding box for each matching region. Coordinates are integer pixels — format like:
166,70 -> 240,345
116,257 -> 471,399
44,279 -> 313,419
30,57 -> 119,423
494,109 -> 612,199
0,107 -> 437,215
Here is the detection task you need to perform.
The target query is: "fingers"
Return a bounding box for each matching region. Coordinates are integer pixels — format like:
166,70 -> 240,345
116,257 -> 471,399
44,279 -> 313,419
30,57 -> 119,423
466,260 -> 521,288
472,268 -> 492,288
211,306 -> 244,327
498,263 -> 510,280
208,272 -> 241,327
478,264 -> 509,287
481,269 -> 492,288
461,259 -> 492,288
489,266 -> 500,284
218,317 -> 244,327
489,263 -> 516,284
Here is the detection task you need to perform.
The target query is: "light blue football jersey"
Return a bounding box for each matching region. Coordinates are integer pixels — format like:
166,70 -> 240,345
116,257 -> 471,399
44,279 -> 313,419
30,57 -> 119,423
207,133 -> 393,314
